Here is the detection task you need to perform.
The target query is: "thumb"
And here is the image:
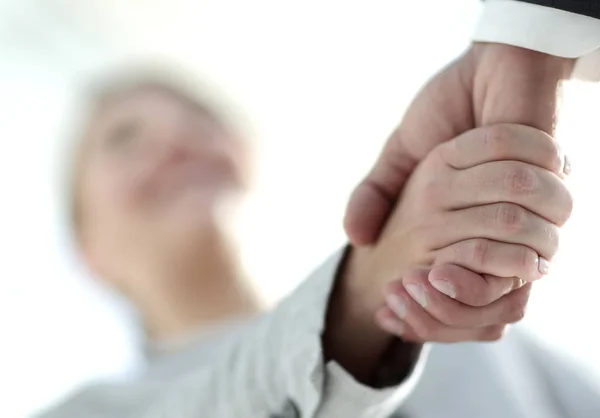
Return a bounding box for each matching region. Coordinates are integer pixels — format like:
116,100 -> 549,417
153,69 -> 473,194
344,57 -> 474,245
343,132 -> 417,246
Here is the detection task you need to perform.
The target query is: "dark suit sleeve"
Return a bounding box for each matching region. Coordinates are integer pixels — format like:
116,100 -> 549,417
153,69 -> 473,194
486,1 -> 600,20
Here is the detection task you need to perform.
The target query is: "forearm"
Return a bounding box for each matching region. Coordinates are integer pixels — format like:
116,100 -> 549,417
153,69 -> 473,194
323,247 -> 422,386
468,43 -> 574,134
323,247 -> 391,384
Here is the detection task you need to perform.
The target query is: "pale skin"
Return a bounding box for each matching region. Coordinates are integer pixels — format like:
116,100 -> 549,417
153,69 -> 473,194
342,43 -> 576,344
373,125 -> 572,342
73,77 -> 571,389
326,124 -> 572,381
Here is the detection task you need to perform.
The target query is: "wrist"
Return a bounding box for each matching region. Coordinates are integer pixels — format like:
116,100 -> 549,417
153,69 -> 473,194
337,246 -> 390,315
323,246 -> 393,384
467,42 -> 574,134
326,246 -> 384,332
470,42 -> 575,80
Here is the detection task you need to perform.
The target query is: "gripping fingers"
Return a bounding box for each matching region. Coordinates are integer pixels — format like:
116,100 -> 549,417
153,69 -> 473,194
438,124 -> 568,177
426,263 -> 526,307
450,161 -> 572,227
434,239 -> 546,284
375,305 -> 506,343
381,268 -> 532,330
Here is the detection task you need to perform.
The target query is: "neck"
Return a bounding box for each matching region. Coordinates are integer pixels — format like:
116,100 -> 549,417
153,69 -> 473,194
132,225 -> 262,342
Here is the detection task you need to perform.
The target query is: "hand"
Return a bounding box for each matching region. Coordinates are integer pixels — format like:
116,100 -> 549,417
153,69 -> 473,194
376,266 -> 532,343
344,43 -> 574,246
350,123 -> 571,341
325,123 -> 572,380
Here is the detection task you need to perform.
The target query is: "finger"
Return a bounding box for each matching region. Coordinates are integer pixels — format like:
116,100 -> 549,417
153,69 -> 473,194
393,271 -> 532,328
449,161 -> 573,226
344,140 -> 417,246
434,239 -> 544,284
436,124 -> 568,177
376,306 -> 441,343
381,280 -> 508,343
376,305 -> 506,344
375,307 -> 417,339
426,263 -> 525,307
434,204 -> 559,262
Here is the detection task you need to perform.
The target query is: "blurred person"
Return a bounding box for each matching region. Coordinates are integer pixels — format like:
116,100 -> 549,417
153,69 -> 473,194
31,64 -> 598,418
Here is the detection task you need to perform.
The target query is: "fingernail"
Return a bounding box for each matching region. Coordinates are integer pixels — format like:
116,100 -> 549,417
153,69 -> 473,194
378,316 -> 405,336
512,277 -> 525,292
563,155 -> 572,175
538,257 -> 550,275
405,284 -> 427,308
429,279 -> 456,298
385,293 -> 407,318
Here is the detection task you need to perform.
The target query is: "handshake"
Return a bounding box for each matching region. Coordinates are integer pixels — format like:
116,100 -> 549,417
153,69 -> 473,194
340,123 -> 572,348
323,44 -> 575,384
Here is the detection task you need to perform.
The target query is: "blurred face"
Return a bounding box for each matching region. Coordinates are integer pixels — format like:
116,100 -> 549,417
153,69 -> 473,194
76,86 -> 249,283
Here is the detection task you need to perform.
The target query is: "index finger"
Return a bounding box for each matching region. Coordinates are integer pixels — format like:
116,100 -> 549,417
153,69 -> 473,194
436,124 -> 568,177
427,264 -> 523,307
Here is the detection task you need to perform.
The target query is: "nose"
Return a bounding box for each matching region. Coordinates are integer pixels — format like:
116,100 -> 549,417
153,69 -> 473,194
151,113 -> 229,170
152,115 -> 200,162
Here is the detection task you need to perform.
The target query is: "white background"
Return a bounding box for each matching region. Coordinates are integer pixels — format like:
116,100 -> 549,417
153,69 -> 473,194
0,1 -> 598,417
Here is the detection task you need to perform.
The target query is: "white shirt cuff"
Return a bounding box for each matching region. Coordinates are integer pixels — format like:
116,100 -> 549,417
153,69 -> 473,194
472,0 -> 600,81
283,248 -> 426,417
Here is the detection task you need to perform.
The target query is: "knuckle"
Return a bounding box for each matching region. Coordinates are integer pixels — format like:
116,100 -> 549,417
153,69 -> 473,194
503,165 -> 538,196
506,295 -> 528,323
514,246 -> 536,272
512,277 -> 525,291
546,227 -> 560,259
543,139 -> 564,173
495,203 -> 526,233
483,125 -> 511,158
479,326 -> 506,342
469,238 -> 490,268
558,187 -> 575,226
447,239 -> 478,265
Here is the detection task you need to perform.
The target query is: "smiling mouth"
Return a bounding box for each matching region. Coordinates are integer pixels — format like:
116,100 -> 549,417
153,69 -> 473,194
156,162 -> 237,199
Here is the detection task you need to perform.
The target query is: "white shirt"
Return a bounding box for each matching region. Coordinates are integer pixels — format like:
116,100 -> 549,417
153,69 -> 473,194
37,251 -> 426,418
36,250 -> 600,418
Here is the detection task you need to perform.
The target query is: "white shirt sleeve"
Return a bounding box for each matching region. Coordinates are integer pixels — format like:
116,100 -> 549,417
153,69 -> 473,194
38,249 -> 426,418
139,249 -> 426,418
472,0 -> 600,81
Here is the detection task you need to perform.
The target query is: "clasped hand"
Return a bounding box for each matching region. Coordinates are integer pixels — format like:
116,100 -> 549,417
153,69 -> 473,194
348,123 -> 572,343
